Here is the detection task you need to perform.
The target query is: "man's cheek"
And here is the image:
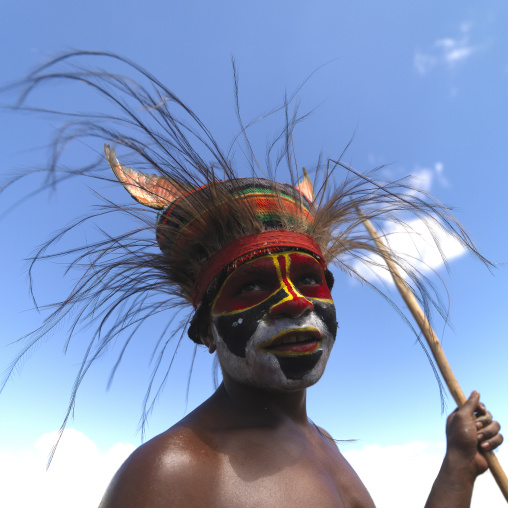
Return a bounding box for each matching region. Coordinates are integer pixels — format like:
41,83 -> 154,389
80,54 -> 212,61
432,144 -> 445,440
214,311 -> 260,357
312,301 -> 337,339
213,290 -> 287,357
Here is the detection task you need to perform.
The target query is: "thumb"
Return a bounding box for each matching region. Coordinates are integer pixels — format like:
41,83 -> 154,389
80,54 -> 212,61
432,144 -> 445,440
461,391 -> 480,414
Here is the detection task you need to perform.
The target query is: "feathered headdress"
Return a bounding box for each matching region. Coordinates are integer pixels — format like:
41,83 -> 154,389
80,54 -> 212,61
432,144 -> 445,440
1,52 -> 491,445
105,144 -> 329,339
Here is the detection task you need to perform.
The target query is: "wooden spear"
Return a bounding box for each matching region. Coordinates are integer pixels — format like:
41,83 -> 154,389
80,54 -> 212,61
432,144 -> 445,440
357,209 -> 508,501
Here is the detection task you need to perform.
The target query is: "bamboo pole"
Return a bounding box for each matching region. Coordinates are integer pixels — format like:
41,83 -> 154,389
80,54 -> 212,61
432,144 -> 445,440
358,209 -> 508,502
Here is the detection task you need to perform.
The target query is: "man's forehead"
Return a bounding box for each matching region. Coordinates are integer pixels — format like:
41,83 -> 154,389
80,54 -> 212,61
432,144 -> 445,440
215,250 -> 322,298
230,250 -> 321,273
192,231 -> 326,308
200,248 -> 327,318
211,249 -> 332,317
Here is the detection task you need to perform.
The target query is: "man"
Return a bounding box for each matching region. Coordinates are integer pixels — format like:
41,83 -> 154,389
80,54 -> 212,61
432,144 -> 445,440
5,54 -> 503,506
97,147 -> 501,507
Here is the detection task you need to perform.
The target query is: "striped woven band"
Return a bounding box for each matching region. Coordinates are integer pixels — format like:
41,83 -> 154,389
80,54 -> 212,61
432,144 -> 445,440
156,179 -> 314,251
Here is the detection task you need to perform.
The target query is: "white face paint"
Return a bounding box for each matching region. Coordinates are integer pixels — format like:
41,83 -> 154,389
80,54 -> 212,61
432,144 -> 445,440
212,312 -> 335,391
209,251 -> 337,390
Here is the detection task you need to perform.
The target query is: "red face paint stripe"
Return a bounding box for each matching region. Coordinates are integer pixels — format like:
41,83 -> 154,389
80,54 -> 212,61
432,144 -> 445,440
211,254 -> 283,316
211,286 -> 281,316
211,251 -> 333,316
268,254 -> 314,315
287,252 -> 333,301
277,254 -> 304,302
193,231 -> 325,307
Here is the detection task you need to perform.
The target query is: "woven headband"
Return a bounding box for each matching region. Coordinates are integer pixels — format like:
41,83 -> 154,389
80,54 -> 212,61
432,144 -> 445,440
105,145 -> 321,308
192,230 -> 325,308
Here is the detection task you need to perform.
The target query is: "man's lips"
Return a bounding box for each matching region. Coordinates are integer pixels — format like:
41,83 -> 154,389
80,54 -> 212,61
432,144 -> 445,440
259,327 -> 322,355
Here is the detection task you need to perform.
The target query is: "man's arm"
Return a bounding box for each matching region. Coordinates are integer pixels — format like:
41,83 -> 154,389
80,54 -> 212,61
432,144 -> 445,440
425,391 -> 503,508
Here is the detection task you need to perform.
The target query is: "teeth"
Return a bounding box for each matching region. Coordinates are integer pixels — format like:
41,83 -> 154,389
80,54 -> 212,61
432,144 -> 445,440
261,329 -> 321,350
278,335 -> 313,345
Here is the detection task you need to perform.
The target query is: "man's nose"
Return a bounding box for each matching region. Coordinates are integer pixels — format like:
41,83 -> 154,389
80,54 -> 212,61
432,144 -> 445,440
269,291 -> 314,318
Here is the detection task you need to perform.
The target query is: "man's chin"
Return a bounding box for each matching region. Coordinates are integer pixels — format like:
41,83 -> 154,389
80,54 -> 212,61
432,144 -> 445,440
215,329 -> 333,391
272,374 -> 323,391
230,361 -> 328,392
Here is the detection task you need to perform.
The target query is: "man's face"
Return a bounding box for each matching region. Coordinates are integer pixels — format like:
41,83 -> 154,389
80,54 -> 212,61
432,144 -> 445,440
209,251 -> 337,390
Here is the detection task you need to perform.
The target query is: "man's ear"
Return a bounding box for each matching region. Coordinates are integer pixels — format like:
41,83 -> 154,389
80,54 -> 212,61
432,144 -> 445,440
325,269 -> 334,290
200,322 -> 216,354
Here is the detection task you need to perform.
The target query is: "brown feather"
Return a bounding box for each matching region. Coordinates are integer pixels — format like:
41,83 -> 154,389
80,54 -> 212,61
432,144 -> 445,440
105,144 -> 185,209
2,52 -> 494,444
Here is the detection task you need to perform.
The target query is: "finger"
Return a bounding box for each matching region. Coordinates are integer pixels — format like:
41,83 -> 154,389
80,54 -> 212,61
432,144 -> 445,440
480,432 -> 504,451
478,421 -> 501,442
476,411 -> 493,429
476,402 -> 487,416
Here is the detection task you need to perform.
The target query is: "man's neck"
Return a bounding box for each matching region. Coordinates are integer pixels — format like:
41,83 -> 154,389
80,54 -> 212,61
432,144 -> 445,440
216,374 -> 309,428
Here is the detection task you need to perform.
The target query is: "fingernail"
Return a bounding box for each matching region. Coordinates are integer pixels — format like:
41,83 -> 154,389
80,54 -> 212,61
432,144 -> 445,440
481,441 -> 490,449
478,433 -> 484,441
476,421 -> 483,430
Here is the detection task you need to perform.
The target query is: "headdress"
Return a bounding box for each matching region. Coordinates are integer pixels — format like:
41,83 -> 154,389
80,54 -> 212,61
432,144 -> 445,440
1,52 -> 491,444
105,144 -> 328,340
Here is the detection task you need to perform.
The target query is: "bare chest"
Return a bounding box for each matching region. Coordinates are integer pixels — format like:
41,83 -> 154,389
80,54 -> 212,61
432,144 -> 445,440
203,434 -> 374,508
212,461 -> 344,507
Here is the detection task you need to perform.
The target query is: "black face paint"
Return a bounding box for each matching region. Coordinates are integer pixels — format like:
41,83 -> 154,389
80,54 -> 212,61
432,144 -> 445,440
275,351 -> 323,380
211,250 -> 337,386
215,294 -> 336,358
215,289 -> 288,357
313,301 -> 338,339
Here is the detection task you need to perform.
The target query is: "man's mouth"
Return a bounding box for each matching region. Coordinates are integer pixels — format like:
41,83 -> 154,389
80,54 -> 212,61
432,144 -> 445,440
260,327 -> 322,355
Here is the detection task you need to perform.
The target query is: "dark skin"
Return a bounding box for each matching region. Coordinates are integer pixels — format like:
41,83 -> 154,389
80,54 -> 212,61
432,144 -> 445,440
100,253 -> 503,507
425,391 -> 503,507
99,381 -> 502,507
100,372 -> 376,507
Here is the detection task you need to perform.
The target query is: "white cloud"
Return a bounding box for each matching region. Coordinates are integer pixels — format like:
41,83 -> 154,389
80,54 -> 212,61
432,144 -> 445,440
410,167 -> 434,193
436,38 -> 474,65
1,432 -> 505,506
352,162 -> 460,284
343,440 -> 508,507
414,52 -> 438,76
353,216 -> 467,285
411,162 -> 448,190
414,23 -> 477,75
0,429 -> 135,508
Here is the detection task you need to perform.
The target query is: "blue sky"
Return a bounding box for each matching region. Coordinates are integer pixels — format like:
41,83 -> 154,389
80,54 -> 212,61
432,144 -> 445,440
1,2 -> 508,506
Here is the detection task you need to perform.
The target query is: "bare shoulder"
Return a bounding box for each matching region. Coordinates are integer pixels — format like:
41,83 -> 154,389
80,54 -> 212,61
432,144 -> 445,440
315,425 -> 339,447
99,425 -> 218,508
315,425 -> 376,508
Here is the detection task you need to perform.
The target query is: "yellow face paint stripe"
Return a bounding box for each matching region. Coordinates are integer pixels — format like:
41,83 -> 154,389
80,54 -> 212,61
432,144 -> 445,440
211,251 -> 332,317
211,252 -> 287,317
268,253 -> 312,314
260,342 -> 323,357
257,326 -> 321,349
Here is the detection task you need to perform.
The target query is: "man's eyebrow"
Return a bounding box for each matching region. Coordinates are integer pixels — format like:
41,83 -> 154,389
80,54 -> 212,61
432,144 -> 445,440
290,258 -> 321,269
238,264 -> 270,275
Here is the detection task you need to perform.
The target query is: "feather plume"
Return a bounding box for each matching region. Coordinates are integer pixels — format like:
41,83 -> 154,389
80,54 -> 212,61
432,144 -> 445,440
0,52 -> 493,455
104,144 -> 187,209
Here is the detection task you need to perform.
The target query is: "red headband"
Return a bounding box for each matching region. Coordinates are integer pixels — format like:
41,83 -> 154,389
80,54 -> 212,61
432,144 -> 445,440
192,230 -> 325,307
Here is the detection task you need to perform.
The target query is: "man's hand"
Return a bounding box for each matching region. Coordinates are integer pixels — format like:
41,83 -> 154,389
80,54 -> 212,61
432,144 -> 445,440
445,391 -> 503,479
425,392 -> 503,507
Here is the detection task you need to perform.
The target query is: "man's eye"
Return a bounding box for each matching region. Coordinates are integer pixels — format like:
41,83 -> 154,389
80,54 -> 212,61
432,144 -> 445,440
298,275 -> 320,286
239,282 -> 266,294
